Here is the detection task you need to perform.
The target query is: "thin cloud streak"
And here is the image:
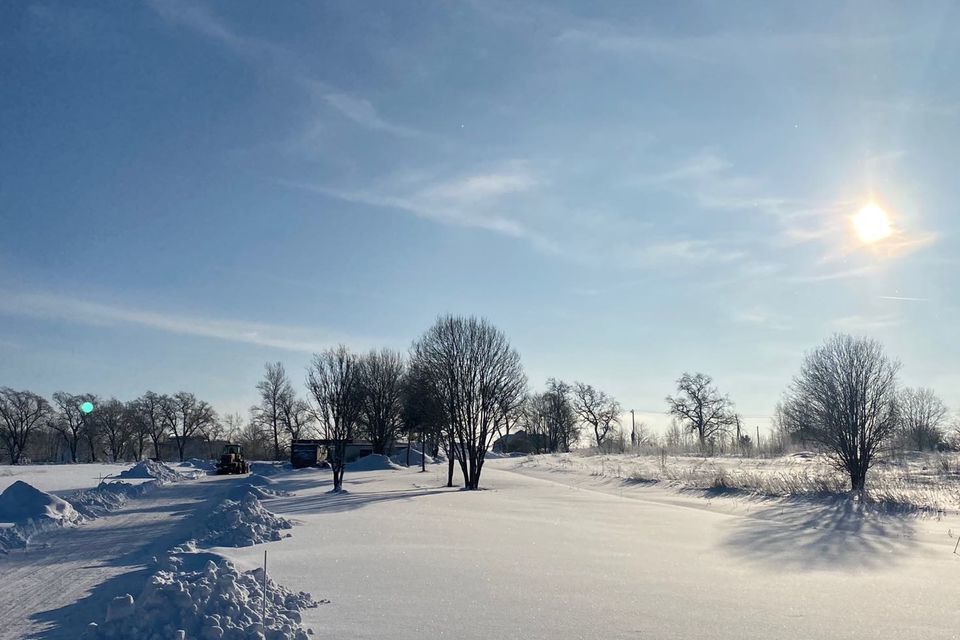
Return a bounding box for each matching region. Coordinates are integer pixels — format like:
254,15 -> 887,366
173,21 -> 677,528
0,290 -> 364,353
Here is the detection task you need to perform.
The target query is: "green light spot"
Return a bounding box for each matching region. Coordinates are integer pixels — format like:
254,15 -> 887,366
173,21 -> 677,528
80,401 -> 94,414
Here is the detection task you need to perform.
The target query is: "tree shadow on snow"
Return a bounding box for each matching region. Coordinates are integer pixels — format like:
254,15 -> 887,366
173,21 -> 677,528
720,495 -> 917,572
270,485 -> 457,516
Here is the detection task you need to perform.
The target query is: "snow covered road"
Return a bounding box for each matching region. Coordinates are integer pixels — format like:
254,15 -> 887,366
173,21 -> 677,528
220,462 -> 960,640
0,475 -> 236,640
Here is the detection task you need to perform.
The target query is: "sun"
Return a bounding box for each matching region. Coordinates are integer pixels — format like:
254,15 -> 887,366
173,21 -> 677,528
852,203 -> 893,244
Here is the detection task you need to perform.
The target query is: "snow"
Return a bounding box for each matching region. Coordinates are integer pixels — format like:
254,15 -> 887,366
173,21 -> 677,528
249,462 -> 291,477
118,460 -> 198,483
0,463 -> 137,496
6,455 -> 960,638
345,453 -> 402,471
196,491 -> 293,547
82,555 -> 320,640
389,447 -> 440,467
178,458 -> 218,474
0,480 -> 80,525
69,481 -> 155,518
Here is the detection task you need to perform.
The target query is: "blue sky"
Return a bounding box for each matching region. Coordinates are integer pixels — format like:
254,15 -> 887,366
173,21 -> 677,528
1,0 -> 958,431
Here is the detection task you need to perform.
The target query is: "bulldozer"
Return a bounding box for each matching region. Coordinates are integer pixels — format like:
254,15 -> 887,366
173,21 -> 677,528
215,444 -> 250,475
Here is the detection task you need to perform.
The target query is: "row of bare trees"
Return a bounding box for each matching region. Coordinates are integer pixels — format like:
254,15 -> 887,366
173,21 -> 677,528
0,389 -> 220,464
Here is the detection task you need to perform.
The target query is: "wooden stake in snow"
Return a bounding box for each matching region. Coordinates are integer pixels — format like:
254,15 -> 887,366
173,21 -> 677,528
953,535 -> 959,555
261,549 -> 268,627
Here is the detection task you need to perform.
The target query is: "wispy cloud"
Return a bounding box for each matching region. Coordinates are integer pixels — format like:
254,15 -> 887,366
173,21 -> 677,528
831,313 -> 902,332
556,21 -> 909,61
148,0 -> 417,139
321,92 -> 420,138
730,307 -> 792,331
277,162 -> 559,250
785,265 -> 878,283
0,289 -> 364,353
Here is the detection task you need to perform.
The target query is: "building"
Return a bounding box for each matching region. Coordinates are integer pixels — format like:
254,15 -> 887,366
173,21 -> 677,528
491,430 -> 547,455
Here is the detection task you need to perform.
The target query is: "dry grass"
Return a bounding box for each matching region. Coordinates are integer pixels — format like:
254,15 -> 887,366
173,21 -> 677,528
522,451 -> 960,513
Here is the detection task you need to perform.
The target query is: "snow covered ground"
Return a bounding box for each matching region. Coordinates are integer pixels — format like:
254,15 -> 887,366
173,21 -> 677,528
0,463 -> 139,496
3,457 -> 960,639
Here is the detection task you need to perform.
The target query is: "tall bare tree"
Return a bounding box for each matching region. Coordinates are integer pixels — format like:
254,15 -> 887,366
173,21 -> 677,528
48,392 -> 96,463
666,372 -> 735,452
788,334 -> 900,492
279,396 -> 315,443
357,349 -> 407,455
96,398 -> 132,462
571,382 -> 621,449
306,346 -> 364,492
132,391 -> 168,460
162,392 -> 217,461
255,362 -> 295,460
0,388 -> 51,464
411,315 -> 526,490
898,387 -> 948,451
124,399 -> 150,461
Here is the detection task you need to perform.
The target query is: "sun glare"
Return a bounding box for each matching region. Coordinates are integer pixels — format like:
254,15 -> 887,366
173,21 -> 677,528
853,203 -> 893,244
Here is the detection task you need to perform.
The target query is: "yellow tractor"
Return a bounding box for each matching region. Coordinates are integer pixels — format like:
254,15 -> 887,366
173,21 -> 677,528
215,444 -> 250,475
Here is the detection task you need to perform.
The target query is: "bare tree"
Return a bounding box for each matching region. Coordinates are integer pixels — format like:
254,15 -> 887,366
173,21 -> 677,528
306,346 -> 364,492
132,391 -> 168,460
773,396 -> 816,449
277,393 -> 314,443
163,392 -> 218,461
96,398 -> 132,462
898,387 -> 948,451
357,349 -> 407,455
402,360 -> 445,473
124,399 -> 150,461
254,362 -> 294,460
411,315 -> 526,490
788,334 -> 900,493
666,372 -> 736,452
571,382 -> 621,449
0,388 -> 51,464
48,392 -> 96,463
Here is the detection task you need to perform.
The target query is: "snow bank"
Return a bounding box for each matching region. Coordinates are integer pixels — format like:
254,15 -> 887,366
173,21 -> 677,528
347,454 -> 402,471
197,492 -> 292,547
249,462 -> 291,477
69,481 -> 155,518
0,481 -> 82,553
0,480 -> 80,524
389,448 -> 439,467
179,458 -> 217,473
118,460 -> 195,483
227,475 -> 292,500
82,556 -> 320,640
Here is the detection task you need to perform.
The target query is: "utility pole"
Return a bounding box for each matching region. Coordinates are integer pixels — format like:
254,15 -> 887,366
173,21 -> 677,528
630,409 -> 637,448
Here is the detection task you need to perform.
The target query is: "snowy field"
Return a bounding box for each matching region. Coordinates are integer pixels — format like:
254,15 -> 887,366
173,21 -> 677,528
3,456 -> 960,639
515,450 -> 960,513
0,463 -> 139,496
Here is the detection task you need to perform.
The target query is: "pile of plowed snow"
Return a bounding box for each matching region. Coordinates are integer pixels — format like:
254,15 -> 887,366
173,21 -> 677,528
179,457 -> 217,473
118,460 -> 194,483
347,454 -> 402,471
390,447 -> 440,467
227,475 -> 292,500
69,481 -> 154,518
0,480 -> 79,524
0,481 -> 81,553
82,556 -> 320,640
249,461 -> 291,476
197,491 -> 292,547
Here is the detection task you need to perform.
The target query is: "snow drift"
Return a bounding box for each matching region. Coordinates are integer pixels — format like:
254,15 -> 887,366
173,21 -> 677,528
0,480 -> 82,553
0,480 -> 80,524
249,461 -> 291,477
179,458 -> 217,473
69,481 -> 155,518
389,448 -> 440,467
82,556 -> 320,640
197,491 -> 293,547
